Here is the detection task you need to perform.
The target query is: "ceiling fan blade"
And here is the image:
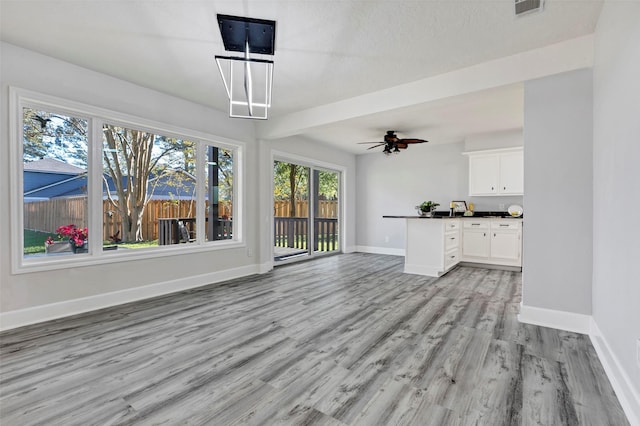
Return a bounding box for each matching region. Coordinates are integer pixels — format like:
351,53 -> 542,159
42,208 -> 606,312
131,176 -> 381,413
399,138 -> 428,144
395,143 -> 409,149
358,141 -> 385,144
367,143 -> 385,150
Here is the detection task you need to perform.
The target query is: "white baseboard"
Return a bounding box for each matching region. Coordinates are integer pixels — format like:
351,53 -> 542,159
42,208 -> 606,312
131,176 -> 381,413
518,303 -> 591,334
343,245 -> 357,254
403,263 -> 441,277
518,305 -> 639,425
589,318 -> 640,426
355,245 -> 405,256
0,264 -> 261,332
257,261 -> 273,274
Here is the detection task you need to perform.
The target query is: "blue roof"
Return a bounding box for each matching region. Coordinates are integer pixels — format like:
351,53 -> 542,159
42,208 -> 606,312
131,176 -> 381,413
24,172 -> 87,198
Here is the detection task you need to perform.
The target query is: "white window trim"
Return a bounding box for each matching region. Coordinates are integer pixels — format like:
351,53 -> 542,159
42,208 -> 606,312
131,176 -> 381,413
10,86 -> 245,274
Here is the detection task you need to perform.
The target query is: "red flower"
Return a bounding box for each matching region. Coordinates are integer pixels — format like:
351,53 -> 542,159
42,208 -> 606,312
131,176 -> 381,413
55,224 -> 88,247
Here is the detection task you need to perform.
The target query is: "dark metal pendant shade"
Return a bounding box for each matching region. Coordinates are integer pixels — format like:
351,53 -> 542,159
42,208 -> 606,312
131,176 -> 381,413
217,14 -> 276,55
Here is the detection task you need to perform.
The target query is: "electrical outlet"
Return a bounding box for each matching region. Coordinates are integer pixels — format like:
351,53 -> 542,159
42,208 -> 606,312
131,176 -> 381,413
499,203 -> 505,210
384,236 -> 390,243
247,248 -> 253,258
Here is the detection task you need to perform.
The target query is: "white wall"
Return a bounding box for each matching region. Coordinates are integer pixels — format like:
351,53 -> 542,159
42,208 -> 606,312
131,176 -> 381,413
592,1 -> 640,415
355,140 -> 523,252
522,69 -> 593,316
464,128 -> 523,151
0,43 -> 261,323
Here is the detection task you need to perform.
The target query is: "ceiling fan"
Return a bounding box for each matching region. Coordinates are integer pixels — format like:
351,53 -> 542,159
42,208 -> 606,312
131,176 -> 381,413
359,130 -> 428,154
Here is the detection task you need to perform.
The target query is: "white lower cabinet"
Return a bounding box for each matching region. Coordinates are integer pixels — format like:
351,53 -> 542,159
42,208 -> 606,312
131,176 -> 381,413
490,221 -> 521,265
461,218 -> 522,267
404,218 -> 460,277
401,217 -> 520,278
461,221 -> 490,260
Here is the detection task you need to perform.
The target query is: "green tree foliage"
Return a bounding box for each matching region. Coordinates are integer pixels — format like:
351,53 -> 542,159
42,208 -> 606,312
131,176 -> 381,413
23,108 -> 88,166
273,162 -> 339,217
274,161 -> 309,216
317,170 -> 338,200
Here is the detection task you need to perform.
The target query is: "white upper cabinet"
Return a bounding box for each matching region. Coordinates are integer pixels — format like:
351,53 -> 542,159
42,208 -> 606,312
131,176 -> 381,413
498,151 -> 524,195
468,155 -> 499,195
464,148 -> 523,196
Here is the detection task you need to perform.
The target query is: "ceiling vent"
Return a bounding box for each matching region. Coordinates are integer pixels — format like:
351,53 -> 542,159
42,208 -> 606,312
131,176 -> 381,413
515,0 -> 544,16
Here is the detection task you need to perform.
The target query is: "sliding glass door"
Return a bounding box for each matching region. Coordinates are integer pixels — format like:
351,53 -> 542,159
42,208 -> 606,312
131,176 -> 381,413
312,169 -> 339,255
273,160 -> 340,263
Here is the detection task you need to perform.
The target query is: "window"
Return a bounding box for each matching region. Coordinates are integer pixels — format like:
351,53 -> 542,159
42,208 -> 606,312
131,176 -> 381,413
22,107 -> 89,258
102,123 -> 198,249
12,88 -> 242,272
204,144 -> 234,242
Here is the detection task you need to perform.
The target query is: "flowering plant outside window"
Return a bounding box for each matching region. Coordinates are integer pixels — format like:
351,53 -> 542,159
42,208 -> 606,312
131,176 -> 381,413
54,224 -> 88,247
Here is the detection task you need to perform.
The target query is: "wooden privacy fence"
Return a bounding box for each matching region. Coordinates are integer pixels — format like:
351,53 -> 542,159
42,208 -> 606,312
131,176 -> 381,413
24,198 -> 88,232
25,198 -> 336,242
273,200 -> 338,218
24,198 -> 232,241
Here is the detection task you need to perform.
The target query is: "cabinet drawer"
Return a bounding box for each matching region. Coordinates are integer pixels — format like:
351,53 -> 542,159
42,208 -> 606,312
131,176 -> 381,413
444,220 -> 460,231
444,249 -> 459,269
445,233 -> 459,250
463,221 -> 490,230
491,220 -> 521,230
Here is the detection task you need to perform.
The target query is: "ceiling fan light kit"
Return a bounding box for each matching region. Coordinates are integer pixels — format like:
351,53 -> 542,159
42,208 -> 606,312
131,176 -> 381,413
215,14 -> 276,120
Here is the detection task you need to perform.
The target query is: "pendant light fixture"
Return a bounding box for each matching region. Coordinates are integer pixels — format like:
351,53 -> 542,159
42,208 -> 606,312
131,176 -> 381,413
215,14 -> 276,120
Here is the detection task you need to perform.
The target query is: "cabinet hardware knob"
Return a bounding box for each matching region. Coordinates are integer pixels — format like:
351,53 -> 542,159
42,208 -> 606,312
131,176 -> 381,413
483,233 -> 486,237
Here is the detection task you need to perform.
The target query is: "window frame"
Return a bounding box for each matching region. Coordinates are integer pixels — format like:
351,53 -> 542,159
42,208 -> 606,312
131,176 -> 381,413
10,87 -> 245,274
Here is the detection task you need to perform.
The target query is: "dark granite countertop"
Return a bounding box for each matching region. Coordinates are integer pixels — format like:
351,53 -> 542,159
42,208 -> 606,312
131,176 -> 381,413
383,211 -> 523,219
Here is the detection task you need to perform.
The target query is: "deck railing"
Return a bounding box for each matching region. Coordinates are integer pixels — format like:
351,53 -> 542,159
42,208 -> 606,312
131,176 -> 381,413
274,217 -> 338,251
158,218 -> 232,245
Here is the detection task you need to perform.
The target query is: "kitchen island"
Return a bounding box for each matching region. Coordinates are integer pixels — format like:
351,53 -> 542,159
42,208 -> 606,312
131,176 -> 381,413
384,215 -> 523,277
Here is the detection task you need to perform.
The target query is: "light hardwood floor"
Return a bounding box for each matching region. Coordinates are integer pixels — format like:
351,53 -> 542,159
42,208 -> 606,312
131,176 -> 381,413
0,253 -> 629,425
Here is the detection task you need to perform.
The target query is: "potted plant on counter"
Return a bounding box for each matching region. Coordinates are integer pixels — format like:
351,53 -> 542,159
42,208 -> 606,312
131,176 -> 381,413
416,201 -> 440,217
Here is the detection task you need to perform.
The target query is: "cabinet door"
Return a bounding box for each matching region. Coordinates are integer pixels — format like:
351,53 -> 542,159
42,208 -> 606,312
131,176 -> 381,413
462,229 -> 490,259
469,155 -> 499,196
490,231 -> 521,263
499,151 -> 524,195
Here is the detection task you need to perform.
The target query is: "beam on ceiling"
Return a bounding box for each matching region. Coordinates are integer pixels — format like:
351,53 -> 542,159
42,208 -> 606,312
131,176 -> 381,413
257,34 -> 594,140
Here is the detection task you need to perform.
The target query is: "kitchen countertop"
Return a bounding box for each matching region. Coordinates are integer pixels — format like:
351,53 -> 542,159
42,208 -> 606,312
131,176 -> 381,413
383,211 -> 523,219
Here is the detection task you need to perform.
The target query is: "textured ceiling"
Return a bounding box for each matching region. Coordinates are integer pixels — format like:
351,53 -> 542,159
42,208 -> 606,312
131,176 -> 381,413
1,0 -> 603,153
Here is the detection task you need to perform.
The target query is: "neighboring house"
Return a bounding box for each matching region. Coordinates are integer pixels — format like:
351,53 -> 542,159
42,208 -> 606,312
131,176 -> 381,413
23,158 -> 86,201
23,158 -> 196,202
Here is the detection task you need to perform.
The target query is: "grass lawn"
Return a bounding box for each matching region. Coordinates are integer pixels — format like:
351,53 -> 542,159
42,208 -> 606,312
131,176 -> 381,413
24,229 -> 158,254
274,235 -> 339,252
24,229 -> 56,254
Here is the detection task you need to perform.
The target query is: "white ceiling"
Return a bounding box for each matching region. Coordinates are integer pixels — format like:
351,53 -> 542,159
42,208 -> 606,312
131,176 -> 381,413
0,0 -> 603,153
